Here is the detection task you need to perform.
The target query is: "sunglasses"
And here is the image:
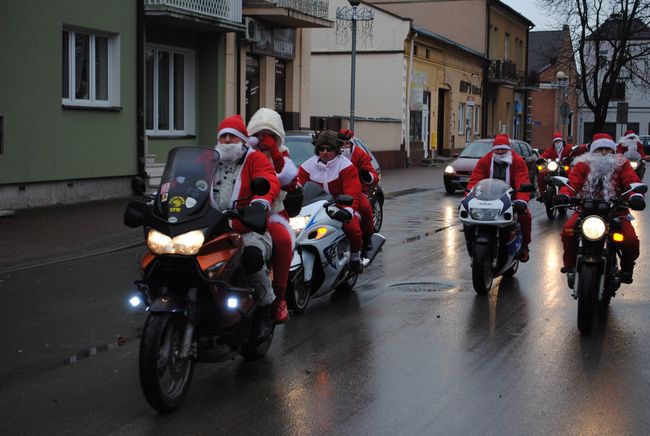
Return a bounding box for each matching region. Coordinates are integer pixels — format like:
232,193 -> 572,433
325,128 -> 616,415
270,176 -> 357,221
318,146 -> 335,152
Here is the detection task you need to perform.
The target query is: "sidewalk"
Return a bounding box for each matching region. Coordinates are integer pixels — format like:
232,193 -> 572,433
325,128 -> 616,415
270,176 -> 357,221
0,166 -> 444,274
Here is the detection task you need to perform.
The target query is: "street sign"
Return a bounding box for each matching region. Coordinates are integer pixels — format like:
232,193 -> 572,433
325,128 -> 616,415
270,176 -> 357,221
616,102 -> 628,124
532,121 -> 542,127
466,95 -> 475,107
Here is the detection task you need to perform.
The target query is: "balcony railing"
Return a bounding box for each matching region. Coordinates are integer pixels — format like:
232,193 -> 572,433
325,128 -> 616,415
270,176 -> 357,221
243,0 -> 329,21
145,0 -> 242,23
488,59 -> 518,83
517,70 -> 540,88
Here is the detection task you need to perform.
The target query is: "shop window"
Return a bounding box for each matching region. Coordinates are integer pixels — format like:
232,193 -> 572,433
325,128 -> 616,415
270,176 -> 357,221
246,55 -> 260,121
274,59 -> 286,114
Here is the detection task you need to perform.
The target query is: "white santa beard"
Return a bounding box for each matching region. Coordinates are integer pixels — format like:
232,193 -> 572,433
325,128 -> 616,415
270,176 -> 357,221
579,153 -> 625,200
341,148 -> 352,159
493,151 -> 512,164
215,142 -> 246,163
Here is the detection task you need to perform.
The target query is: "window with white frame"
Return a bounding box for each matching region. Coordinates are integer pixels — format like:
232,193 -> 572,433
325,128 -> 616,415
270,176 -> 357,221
474,105 -> 481,134
62,28 -> 120,107
458,102 -> 466,134
146,45 -> 195,136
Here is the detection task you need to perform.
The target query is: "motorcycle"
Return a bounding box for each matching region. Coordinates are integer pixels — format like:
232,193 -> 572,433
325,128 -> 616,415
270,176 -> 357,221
124,146 -> 276,412
624,150 -> 645,180
285,181 -> 385,313
537,157 -> 571,219
459,179 -> 535,295
552,176 -> 647,334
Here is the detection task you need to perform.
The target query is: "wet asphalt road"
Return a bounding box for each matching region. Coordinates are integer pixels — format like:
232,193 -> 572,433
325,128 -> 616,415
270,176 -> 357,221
2,187 -> 650,435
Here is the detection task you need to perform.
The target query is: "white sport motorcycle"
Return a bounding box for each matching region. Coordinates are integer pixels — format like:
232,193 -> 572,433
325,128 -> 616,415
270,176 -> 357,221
459,178 -> 535,294
286,182 -> 385,313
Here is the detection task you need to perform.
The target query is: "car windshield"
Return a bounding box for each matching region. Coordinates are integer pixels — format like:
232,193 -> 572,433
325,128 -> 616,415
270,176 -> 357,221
459,141 -> 492,158
284,135 -> 315,167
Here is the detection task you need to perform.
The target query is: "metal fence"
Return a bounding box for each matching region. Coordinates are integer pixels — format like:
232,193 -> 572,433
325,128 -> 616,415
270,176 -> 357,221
145,0 -> 242,22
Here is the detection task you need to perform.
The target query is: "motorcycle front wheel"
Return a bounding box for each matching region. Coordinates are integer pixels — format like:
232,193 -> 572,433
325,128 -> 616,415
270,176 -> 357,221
545,188 -> 557,220
286,266 -> 311,314
336,269 -> 359,292
577,263 -> 599,334
139,313 -> 195,413
472,243 -> 494,295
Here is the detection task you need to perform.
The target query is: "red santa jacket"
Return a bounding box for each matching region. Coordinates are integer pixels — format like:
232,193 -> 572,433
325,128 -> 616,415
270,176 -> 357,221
616,141 -> 646,159
348,146 -> 378,193
540,143 -> 574,161
298,155 -> 362,213
559,153 -> 642,211
466,151 -> 531,202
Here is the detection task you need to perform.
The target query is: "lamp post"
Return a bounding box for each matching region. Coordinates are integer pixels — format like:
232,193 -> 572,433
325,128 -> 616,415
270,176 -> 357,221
349,0 -> 360,131
556,70 -> 570,140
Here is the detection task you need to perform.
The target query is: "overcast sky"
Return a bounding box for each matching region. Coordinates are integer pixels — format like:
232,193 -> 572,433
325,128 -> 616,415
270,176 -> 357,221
500,0 -> 559,31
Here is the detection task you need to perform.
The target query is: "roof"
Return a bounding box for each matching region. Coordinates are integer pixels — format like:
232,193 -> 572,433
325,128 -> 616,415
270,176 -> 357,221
412,24 -> 488,61
589,16 -> 650,40
493,0 -> 535,28
529,30 -> 564,72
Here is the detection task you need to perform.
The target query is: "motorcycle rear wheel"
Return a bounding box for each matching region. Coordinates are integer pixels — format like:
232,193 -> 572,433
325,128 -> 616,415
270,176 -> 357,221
286,267 -> 311,314
472,244 -> 493,295
577,264 -> 599,334
139,313 -> 195,413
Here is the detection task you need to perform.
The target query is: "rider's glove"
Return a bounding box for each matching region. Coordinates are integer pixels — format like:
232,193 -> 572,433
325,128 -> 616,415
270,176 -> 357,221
628,195 -> 646,211
359,169 -> 373,184
249,199 -> 269,214
513,200 -> 527,214
332,208 -> 352,223
555,194 -> 570,206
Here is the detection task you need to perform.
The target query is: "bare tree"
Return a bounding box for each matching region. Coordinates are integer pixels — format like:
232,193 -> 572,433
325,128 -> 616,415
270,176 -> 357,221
536,0 -> 650,131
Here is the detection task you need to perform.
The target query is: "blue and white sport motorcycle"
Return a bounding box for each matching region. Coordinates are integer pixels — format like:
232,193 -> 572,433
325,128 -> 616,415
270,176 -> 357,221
459,178 -> 534,294
286,182 -> 385,313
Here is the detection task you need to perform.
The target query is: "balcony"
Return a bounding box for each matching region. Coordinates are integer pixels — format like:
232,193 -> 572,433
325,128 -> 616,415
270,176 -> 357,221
243,0 -> 333,28
488,59 -> 518,86
516,70 -> 540,90
144,0 -> 244,32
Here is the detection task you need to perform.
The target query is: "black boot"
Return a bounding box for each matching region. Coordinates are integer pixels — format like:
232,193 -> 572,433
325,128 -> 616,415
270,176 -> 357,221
350,259 -> 363,274
620,262 -> 635,284
253,304 -> 274,342
561,266 -> 576,288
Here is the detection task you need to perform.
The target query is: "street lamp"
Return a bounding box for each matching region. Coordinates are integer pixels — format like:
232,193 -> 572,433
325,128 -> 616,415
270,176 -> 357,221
556,70 -> 570,139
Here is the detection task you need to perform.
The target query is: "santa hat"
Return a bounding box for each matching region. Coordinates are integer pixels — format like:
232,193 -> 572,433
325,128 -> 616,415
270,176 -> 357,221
217,115 -> 249,143
337,129 -> 354,142
247,108 -> 286,145
492,134 -> 511,151
624,129 -> 637,137
552,132 -> 564,143
590,133 -> 616,152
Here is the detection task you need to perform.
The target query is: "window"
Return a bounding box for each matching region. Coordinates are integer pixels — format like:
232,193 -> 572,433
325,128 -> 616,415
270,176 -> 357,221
62,28 -> 120,107
458,102 -> 466,134
274,59 -> 286,114
146,45 -> 195,136
504,33 -> 510,60
474,105 -> 480,134
610,82 -> 626,101
246,54 -> 260,122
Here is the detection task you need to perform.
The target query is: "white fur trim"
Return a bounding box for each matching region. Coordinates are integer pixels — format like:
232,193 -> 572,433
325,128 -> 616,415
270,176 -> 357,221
277,157 -> 297,186
300,155 -> 353,193
230,147 -> 256,206
590,137 -> 616,152
492,144 -> 511,151
218,127 -> 248,143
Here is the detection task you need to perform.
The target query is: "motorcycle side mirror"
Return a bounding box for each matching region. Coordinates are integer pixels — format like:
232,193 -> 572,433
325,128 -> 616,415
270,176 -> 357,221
250,177 -> 271,196
124,200 -> 146,228
336,194 -> 354,206
518,184 -> 535,193
240,203 -> 268,235
131,176 -> 146,196
551,176 -> 570,188
629,183 -> 648,194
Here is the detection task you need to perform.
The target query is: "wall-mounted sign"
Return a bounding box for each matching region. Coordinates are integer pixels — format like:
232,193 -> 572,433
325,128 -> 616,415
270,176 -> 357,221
459,80 -> 481,95
466,95 -> 475,107
252,23 -> 295,59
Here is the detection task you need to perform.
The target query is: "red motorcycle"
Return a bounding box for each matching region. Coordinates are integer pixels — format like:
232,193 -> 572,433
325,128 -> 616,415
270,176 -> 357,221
124,146 -> 274,412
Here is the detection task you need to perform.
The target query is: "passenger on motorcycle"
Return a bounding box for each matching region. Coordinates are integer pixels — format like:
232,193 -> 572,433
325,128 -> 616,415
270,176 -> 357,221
617,129 -> 646,159
247,107 -> 298,324
213,114 -> 282,335
297,130 -> 364,273
556,133 -> 645,284
536,132 -> 574,201
337,129 -> 377,253
466,133 -> 532,262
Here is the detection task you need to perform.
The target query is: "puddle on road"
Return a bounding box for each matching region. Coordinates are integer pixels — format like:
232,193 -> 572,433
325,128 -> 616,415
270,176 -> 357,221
389,281 -> 457,292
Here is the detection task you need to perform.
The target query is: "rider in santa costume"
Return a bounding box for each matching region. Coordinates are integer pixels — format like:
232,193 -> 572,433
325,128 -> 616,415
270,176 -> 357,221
616,129 -> 646,159
557,133 -> 645,285
537,131 -> 574,200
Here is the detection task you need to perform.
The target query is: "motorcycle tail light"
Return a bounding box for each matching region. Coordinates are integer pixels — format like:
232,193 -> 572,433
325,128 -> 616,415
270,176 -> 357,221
612,233 -> 624,242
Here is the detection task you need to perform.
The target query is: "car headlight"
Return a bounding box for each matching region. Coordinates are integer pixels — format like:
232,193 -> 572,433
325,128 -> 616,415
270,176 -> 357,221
444,165 -> 456,174
469,208 -> 501,221
581,216 -> 606,241
147,229 -> 205,255
290,215 -> 310,234
630,161 -> 639,170
547,161 -> 559,172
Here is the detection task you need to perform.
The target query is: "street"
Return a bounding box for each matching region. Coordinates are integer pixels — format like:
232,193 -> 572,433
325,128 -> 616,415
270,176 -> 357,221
2,177 -> 650,435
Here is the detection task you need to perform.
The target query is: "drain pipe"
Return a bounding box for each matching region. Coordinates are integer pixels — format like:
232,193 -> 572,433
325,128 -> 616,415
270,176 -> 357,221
405,30 -> 415,167
136,0 -> 146,181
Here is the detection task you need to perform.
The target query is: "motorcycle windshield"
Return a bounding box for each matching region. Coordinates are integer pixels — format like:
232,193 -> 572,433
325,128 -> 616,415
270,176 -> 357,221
154,147 -> 219,224
472,178 -> 510,201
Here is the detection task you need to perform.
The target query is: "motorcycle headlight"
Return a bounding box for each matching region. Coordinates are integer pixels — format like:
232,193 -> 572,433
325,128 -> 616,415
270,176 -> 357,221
581,216 -> 607,241
547,161 -> 559,172
290,215 -> 310,234
469,208 -> 501,221
147,229 -> 205,255
444,165 -> 456,174
630,161 -> 639,170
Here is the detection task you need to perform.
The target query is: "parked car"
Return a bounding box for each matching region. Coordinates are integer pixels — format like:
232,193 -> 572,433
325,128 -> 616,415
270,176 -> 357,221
443,138 -> 538,194
641,135 -> 650,159
284,131 -> 385,232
